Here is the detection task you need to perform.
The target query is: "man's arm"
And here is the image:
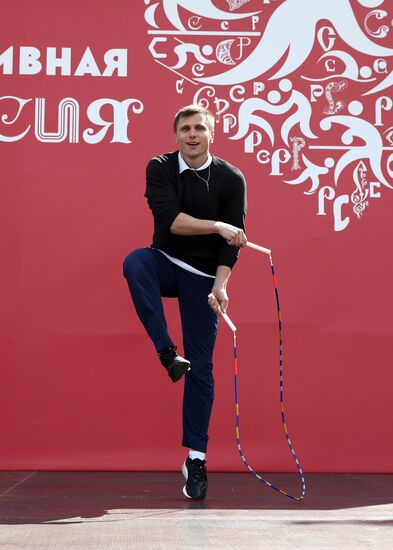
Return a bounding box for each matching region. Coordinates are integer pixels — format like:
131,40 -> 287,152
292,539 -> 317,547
170,213 -> 247,248
208,265 -> 232,315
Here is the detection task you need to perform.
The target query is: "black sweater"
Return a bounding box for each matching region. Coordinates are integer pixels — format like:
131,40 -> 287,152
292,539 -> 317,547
144,151 -> 247,276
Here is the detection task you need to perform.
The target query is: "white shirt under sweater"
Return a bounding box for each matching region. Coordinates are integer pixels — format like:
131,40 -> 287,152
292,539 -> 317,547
155,152 -> 215,279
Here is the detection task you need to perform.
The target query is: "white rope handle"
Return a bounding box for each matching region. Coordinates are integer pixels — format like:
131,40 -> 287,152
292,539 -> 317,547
246,241 -> 271,255
207,241 -> 270,332
208,293 -> 237,332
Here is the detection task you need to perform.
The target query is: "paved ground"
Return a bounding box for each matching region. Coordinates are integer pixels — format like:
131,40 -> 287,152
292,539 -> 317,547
0,471 -> 392,549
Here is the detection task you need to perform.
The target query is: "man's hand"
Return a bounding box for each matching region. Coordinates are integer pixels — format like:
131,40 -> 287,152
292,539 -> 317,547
214,221 -> 247,247
208,287 -> 229,316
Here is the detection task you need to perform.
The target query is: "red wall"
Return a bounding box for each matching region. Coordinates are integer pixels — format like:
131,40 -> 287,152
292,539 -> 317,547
1,0 -> 393,472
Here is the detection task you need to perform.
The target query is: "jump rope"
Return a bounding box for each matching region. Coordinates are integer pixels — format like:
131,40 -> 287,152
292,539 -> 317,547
209,241 -> 306,501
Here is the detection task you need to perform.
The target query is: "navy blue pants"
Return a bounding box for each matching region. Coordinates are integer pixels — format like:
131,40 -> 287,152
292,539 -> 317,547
123,248 -> 218,453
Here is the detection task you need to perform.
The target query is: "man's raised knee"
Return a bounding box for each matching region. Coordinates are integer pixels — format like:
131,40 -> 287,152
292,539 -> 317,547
122,248 -> 148,278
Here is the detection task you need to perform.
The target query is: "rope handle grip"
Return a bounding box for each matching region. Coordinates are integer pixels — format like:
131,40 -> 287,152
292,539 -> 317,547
246,241 -> 271,255
208,293 -> 237,332
207,242 -> 270,332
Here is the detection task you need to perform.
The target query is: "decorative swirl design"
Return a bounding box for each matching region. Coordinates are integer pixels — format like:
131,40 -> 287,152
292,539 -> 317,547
187,16 -> 202,30
384,127 -> 393,145
0,96 -> 32,124
192,63 -> 205,76
323,81 -> 348,114
291,137 -> 305,170
146,0 -> 393,231
226,0 -> 251,11
351,161 -> 369,218
216,40 -> 236,65
193,85 -> 216,109
364,10 -> 390,39
130,100 -> 144,114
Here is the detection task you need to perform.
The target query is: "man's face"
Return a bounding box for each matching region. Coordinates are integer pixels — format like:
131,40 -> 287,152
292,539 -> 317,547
175,113 -> 214,166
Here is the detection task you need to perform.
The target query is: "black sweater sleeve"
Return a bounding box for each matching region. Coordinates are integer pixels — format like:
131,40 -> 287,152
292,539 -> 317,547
143,152 -> 247,276
216,167 -> 247,269
144,156 -> 180,232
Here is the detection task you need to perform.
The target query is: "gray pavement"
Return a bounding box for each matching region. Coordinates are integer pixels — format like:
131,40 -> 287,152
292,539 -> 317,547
0,471 -> 392,549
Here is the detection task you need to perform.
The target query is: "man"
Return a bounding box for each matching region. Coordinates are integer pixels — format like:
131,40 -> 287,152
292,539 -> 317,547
123,104 -> 247,500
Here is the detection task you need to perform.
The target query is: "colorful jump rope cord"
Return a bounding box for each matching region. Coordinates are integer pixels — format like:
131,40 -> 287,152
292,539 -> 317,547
232,253 -> 306,501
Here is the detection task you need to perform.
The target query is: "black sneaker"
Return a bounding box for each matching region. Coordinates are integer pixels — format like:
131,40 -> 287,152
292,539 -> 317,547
158,345 -> 190,383
182,457 -> 208,500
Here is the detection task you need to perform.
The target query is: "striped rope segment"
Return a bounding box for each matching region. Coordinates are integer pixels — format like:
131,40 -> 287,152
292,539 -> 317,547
233,253 -> 306,501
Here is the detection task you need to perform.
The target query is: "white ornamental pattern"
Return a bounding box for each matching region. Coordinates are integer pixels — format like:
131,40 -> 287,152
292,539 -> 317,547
145,0 -> 393,232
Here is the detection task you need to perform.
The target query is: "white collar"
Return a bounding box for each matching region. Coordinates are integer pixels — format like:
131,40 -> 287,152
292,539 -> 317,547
178,152 -> 212,174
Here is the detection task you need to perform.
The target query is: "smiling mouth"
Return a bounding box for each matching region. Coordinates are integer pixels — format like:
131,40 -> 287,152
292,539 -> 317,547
187,142 -> 199,146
